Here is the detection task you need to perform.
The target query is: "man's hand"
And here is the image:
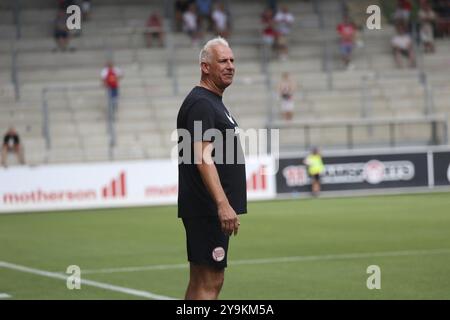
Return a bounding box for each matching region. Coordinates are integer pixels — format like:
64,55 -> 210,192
217,201 -> 240,236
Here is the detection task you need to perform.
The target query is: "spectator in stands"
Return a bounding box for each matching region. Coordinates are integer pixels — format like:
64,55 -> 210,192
274,5 -> 294,60
212,2 -> 230,38
146,11 -> 165,48
394,0 -> 413,24
261,7 -> 274,26
183,3 -> 202,46
278,72 -> 296,121
336,16 -> 357,70
434,0 -> 450,37
419,0 -> 437,53
101,61 -> 123,116
175,0 -> 192,32
53,10 -> 72,52
391,23 -> 416,68
261,8 -> 278,58
267,0 -> 277,13
196,0 -> 213,31
1,127 -> 25,167
262,20 -> 278,51
303,147 -> 325,197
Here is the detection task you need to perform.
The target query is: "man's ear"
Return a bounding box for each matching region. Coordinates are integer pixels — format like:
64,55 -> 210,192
200,62 -> 209,74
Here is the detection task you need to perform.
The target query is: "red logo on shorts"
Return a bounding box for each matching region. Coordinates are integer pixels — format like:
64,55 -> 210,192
212,247 -> 225,262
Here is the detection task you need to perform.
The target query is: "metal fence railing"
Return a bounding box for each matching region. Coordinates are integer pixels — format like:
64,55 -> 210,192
268,114 -> 448,151
41,85 -> 116,159
11,43 -> 20,101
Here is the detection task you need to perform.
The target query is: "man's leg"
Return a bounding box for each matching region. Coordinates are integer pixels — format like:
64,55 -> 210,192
59,36 -> 68,51
16,145 -> 25,164
312,176 -> 321,196
286,111 -> 293,121
112,88 -> 119,114
340,44 -> 349,67
108,88 -> 118,118
393,48 -> 403,68
314,180 -> 320,195
112,96 -> 118,115
185,263 -> 225,300
1,146 -> 8,167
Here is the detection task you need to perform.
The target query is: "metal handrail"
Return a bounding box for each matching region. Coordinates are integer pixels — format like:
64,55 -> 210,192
269,114 -> 448,128
41,85 -> 117,157
13,0 -> 21,39
313,0 -> 324,29
11,43 -> 20,101
268,114 -> 448,150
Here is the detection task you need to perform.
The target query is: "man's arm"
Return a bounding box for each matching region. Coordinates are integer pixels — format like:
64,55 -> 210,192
194,141 -> 240,236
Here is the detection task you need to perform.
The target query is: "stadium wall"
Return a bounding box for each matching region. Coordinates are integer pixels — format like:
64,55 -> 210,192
1,147 -> 449,214
276,146 -> 450,198
0,155 -> 276,213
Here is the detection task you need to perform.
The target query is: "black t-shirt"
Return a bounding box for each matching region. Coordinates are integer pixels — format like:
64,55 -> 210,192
3,133 -> 20,148
177,86 -> 247,218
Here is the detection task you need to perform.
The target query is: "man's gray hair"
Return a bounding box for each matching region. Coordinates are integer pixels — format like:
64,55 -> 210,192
199,37 -> 230,65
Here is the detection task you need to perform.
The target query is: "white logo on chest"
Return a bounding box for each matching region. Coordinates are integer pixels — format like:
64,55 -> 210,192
225,111 -> 235,125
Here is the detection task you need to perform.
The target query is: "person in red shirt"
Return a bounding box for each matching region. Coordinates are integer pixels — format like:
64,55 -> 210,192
261,8 -> 278,54
101,61 -> 123,116
394,0 -> 413,23
261,7 -> 274,26
262,20 -> 278,48
146,11 -> 164,48
336,16 -> 357,69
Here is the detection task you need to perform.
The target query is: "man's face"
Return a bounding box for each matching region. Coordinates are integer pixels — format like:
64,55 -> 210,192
204,45 -> 235,90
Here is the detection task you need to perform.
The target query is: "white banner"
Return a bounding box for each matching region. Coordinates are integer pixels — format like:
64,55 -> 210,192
0,156 -> 275,213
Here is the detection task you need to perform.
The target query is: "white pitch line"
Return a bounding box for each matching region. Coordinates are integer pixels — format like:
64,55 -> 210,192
0,293 -> 12,299
82,263 -> 189,274
80,248 -> 450,275
0,261 -> 175,300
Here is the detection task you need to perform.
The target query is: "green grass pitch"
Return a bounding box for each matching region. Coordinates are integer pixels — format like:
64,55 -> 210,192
1,192 -> 450,300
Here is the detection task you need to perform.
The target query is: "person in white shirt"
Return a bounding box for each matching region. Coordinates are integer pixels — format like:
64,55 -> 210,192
183,3 -> 202,46
419,0 -> 437,53
274,6 -> 294,59
278,72 -> 297,121
212,3 -> 229,38
391,23 -> 416,68
274,6 -> 294,36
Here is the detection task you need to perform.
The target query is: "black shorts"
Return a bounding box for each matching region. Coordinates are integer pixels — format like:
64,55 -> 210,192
54,30 -> 68,39
311,174 -> 320,182
182,216 -> 229,269
400,49 -> 410,57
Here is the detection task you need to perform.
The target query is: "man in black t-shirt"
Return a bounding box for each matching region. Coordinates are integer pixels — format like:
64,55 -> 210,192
177,37 -> 247,300
1,127 -> 25,167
